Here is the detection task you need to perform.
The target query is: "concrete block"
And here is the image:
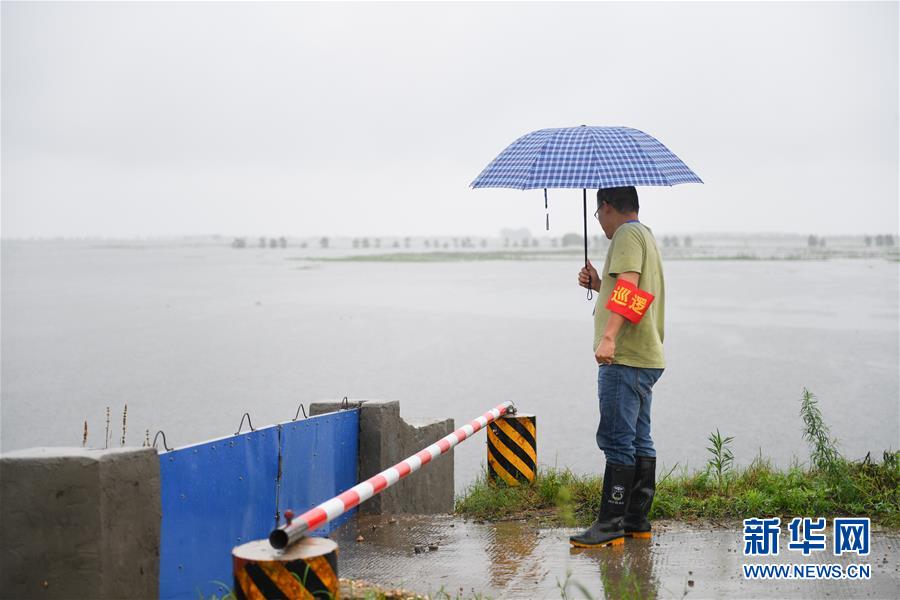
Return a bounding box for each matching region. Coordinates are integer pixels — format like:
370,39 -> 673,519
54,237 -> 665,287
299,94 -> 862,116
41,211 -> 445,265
309,399 -> 454,515
0,447 -> 160,600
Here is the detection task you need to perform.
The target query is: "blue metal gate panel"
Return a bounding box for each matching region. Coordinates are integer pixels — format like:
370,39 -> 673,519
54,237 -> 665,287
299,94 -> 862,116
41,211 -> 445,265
159,409 -> 359,600
159,427 -> 279,599
278,410 -> 358,535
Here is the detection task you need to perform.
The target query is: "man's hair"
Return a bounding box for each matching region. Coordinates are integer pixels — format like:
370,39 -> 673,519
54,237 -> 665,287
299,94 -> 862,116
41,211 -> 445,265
597,186 -> 639,214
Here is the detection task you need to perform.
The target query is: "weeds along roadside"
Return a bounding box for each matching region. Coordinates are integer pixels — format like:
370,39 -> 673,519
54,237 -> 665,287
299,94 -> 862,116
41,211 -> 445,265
455,388 -> 900,529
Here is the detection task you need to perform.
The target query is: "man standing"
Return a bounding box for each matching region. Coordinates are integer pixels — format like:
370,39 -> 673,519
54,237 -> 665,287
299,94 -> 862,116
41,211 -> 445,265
569,186 -> 666,548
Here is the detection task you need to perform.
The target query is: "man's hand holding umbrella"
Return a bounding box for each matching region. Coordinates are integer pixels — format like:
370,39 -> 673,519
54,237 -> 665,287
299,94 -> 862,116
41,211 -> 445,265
577,260 -> 600,292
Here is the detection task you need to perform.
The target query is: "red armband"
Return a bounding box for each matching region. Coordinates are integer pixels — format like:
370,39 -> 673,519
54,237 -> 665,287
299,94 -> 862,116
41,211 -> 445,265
605,278 -> 654,323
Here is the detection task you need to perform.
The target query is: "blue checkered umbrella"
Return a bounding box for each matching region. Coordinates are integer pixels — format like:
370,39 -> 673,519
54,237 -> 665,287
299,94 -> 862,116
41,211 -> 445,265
471,125 -> 702,297
471,125 -> 702,190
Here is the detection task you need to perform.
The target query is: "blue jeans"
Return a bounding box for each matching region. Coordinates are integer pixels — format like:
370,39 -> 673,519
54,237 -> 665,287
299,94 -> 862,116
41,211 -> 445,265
595,364 -> 664,466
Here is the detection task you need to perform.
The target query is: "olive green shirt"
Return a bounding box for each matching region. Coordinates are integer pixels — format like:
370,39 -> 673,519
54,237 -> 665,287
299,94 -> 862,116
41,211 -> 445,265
593,222 -> 666,368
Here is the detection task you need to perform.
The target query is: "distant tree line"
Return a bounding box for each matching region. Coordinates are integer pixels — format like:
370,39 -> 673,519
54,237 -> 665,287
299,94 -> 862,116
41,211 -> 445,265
231,236 -> 293,248
228,236 -> 613,250
661,236 -> 692,248
808,234 -> 897,248
230,234 -> 896,251
864,234 -> 895,247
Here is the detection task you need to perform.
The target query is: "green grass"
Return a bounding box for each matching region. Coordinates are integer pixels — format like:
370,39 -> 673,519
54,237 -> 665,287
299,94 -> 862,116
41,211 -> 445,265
457,388 -> 899,529
456,452 -> 900,529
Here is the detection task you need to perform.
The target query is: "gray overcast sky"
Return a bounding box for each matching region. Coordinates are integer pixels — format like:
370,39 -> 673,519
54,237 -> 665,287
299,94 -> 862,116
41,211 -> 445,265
2,1 -> 897,238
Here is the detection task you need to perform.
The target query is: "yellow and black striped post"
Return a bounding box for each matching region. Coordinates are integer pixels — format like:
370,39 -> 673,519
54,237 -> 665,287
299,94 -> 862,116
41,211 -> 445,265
487,413 -> 537,486
233,536 -> 339,599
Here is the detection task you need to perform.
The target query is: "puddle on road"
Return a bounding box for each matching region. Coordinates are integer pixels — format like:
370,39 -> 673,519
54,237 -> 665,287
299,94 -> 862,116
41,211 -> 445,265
330,514 -> 899,599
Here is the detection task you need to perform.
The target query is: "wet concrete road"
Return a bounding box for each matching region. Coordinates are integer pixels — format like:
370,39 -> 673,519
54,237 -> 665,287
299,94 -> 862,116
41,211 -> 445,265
331,514 -> 899,599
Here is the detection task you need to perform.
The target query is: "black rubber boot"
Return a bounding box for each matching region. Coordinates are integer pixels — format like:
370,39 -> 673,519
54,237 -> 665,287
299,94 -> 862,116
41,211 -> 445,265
569,462 -> 635,548
623,455 -> 656,538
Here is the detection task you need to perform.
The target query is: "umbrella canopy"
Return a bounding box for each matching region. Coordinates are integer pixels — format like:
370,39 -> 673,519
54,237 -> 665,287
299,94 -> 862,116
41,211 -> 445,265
470,125 -> 702,189
471,125 -> 702,298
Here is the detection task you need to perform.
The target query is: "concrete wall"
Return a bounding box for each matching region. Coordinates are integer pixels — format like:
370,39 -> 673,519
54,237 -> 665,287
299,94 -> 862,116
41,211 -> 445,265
309,399 -> 455,514
0,447 -> 160,600
0,401 -> 452,598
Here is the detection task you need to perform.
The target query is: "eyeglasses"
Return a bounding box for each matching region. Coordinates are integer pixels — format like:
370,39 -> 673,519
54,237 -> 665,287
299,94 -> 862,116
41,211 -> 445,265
593,205 -> 601,220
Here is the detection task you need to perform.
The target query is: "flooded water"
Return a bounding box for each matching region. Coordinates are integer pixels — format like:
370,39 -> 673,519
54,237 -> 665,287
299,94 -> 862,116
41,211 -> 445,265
2,240 -> 898,494
332,513 -> 900,599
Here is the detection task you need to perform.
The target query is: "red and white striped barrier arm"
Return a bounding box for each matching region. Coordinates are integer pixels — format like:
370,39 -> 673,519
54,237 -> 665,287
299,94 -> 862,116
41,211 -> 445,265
269,400 -> 515,549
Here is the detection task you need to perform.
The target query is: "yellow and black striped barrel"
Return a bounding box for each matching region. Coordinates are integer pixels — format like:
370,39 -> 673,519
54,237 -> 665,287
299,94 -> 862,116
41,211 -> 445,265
233,536 -> 339,599
487,413 -> 537,486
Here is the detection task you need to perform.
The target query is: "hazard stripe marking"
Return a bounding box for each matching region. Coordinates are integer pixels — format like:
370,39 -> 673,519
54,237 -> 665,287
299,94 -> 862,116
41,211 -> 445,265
494,419 -> 537,463
337,489 -> 360,510
370,474 -> 388,494
259,562 -> 314,600
234,564 -> 265,600
503,416 -> 537,449
244,563 -> 288,599
395,461 -> 411,477
304,555 -> 339,592
488,451 -> 520,485
488,430 -> 535,480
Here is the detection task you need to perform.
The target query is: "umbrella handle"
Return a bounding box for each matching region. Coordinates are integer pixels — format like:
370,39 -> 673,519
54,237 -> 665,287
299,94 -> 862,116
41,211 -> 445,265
583,189 -> 593,301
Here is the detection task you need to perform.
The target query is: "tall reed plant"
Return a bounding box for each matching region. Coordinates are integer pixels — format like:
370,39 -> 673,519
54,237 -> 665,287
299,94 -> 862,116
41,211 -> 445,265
799,387 -> 842,475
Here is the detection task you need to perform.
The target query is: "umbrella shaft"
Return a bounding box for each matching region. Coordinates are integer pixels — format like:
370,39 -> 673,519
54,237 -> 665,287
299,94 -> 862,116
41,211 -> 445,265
583,189 -> 592,301
583,189 -> 588,266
